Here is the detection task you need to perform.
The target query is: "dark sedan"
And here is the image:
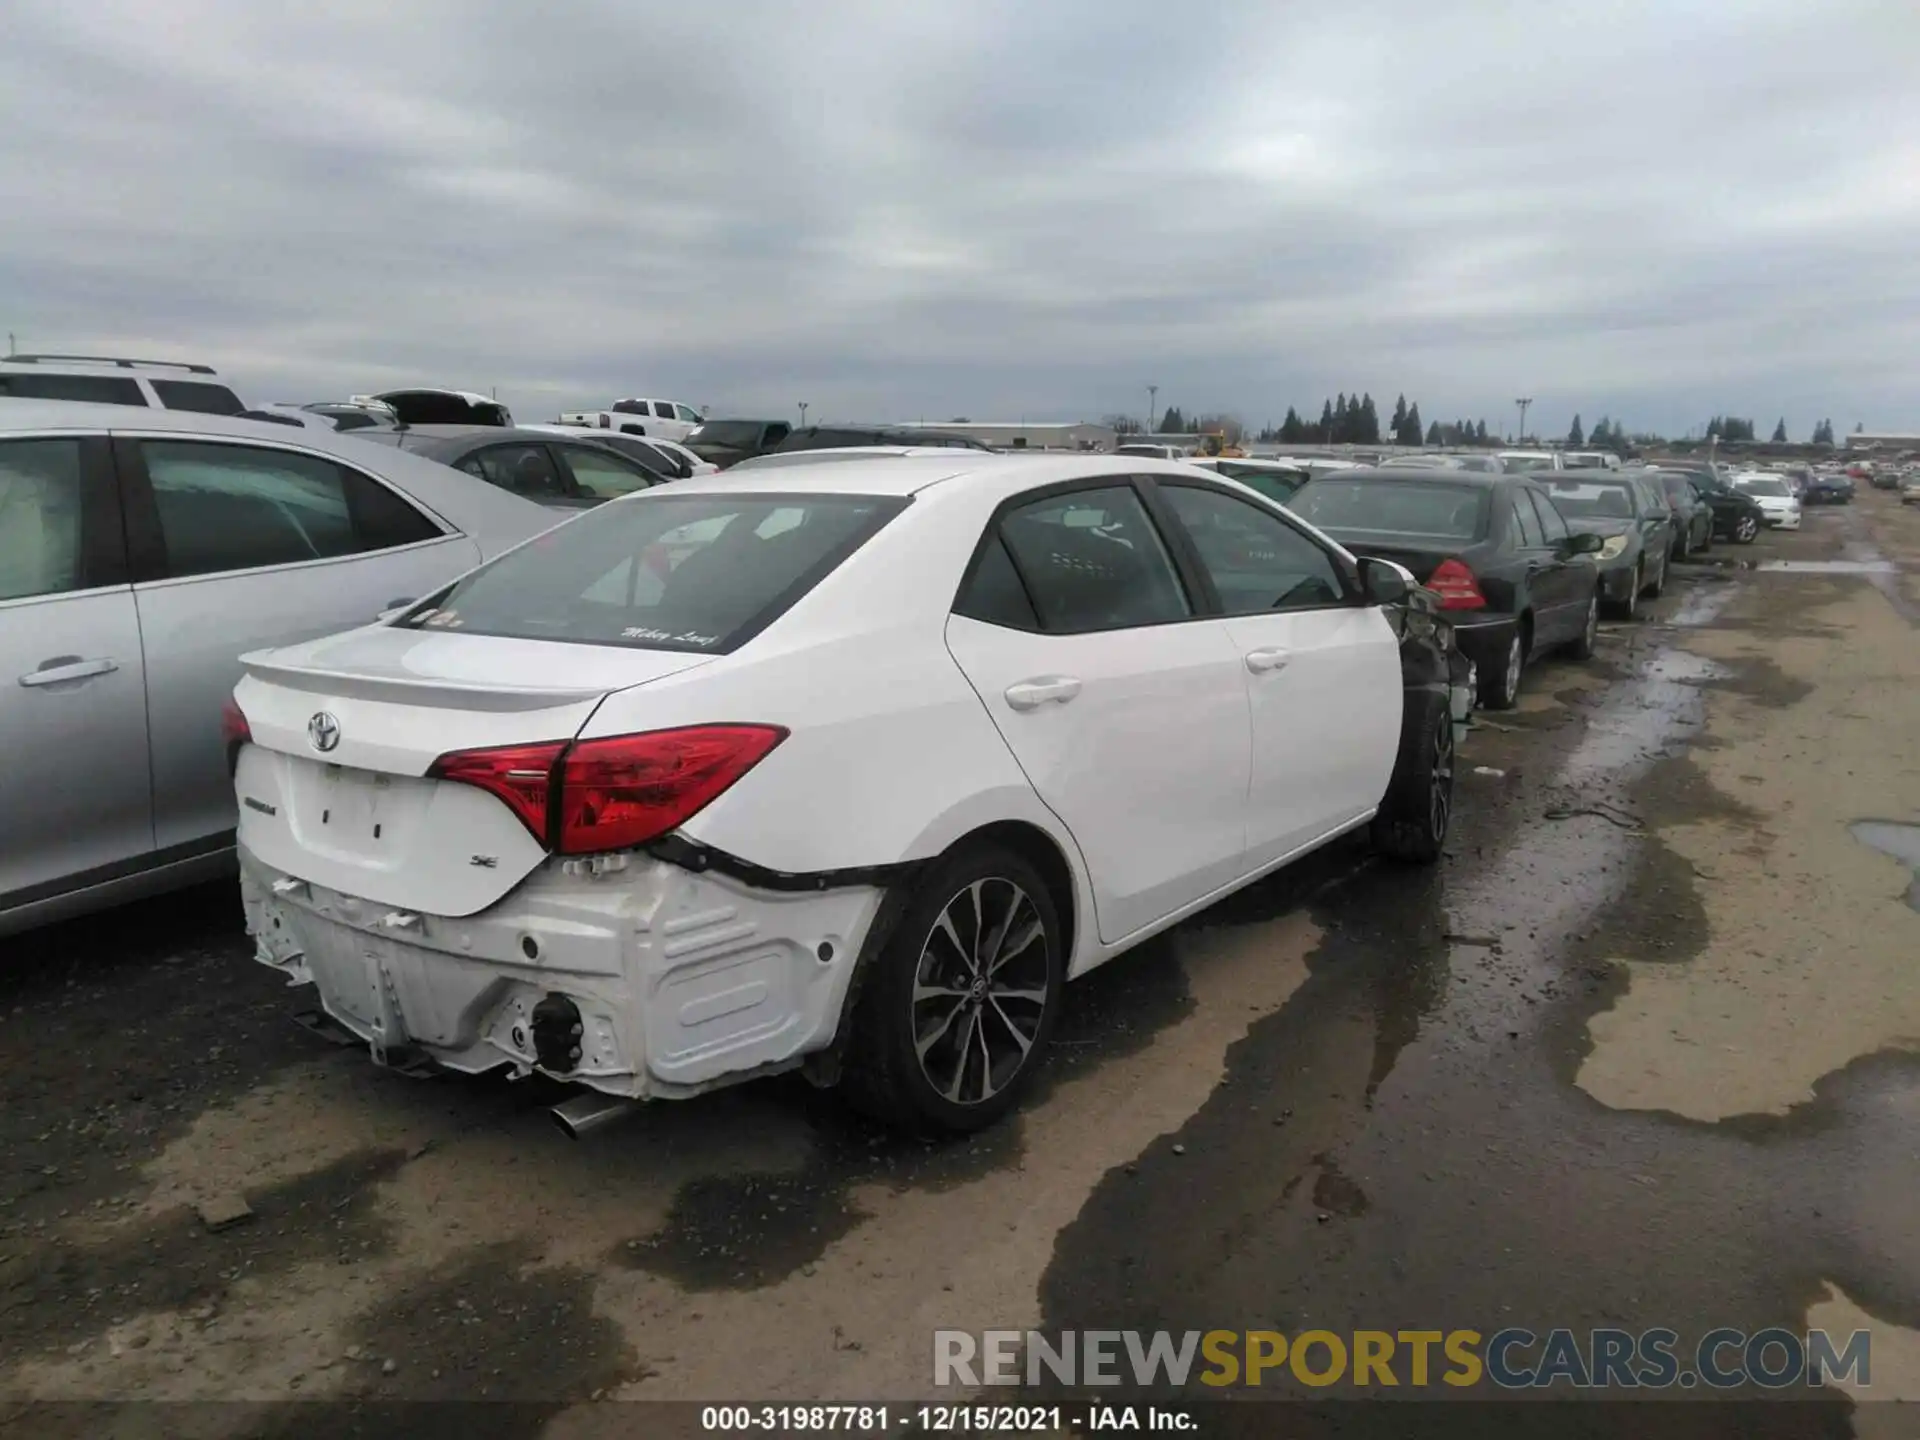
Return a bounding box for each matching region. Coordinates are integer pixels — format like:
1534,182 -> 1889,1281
1288,469 -> 1603,710
351,425 -> 667,507
1806,472 -> 1855,504
1647,470 -> 1713,555
1653,467 -> 1765,543
770,424 -> 991,455
683,418 -> 795,468
1544,473 -> 1672,619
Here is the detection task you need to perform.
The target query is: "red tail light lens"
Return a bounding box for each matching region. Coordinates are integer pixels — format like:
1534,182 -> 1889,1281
1425,558 -> 1487,610
556,724 -> 787,854
221,697 -> 252,777
427,741 -> 568,843
425,725 -> 787,854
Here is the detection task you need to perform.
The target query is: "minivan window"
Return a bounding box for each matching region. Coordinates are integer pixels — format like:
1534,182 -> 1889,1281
151,379 -> 247,415
0,373 -> 145,406
402,493 -> 907,653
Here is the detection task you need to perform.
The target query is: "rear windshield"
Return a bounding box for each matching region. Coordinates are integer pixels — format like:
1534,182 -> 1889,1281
1501,455 -> 1556,473
686,421 -> 768,448
401,492 -> 907,652
1289,479 -> 1490,540
1547,480 -> 1640,518
1209,461 -> 1308,503
1739,478 -> 1790,497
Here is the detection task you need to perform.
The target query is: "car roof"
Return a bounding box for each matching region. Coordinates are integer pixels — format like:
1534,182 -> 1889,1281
1301,466 -> 1511,486
653,452 -> 1219,501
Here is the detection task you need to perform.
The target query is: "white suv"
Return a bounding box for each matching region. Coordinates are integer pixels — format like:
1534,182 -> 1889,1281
559,398 -> 705,442
0,353 -> 247,415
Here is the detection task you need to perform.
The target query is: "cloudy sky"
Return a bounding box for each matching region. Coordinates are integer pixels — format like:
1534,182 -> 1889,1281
4,0 -> 1916,438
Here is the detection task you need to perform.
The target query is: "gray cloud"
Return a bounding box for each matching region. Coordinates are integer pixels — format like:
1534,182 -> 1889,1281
3,0 -> 1915,437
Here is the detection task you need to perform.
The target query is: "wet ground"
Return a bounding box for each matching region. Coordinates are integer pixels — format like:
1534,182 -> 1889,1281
3,491 -> 1919,1439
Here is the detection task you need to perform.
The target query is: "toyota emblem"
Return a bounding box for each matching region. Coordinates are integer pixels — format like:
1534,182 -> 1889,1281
308,712 -> 342,752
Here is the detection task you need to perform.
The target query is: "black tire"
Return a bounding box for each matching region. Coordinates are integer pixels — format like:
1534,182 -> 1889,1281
1695,521 -> 1711,553
839,844 -> 1065,1134
1479,625 -> 1525,710
1566,592 -> 1599,660
1734,515 -> 1760,544
1610,565 -> 1640,620
1645,552 -> 1666,598
1372,689 -> 1454,864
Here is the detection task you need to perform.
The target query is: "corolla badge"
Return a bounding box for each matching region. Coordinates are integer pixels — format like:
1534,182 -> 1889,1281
307,712 -> 342,752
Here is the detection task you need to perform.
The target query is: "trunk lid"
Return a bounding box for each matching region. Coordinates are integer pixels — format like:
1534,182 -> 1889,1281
232,625 -> 715,916
1322,533 -> 1465,585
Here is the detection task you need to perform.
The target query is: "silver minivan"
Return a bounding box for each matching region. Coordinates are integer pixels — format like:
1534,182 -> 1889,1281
0,400 -> 559,935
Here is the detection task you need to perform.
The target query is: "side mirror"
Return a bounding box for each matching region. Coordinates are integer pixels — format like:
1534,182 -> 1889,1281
1566,532 -> 1605,556
1359,556 -> 1414,606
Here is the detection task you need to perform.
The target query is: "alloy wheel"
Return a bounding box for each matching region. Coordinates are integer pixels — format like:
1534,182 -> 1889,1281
1624,567 -> 1639,617
1736,516 -> 1758,543
911,878 -> 1051,1106
1502,634 -> 1523,706
1429,711 -> 1455,842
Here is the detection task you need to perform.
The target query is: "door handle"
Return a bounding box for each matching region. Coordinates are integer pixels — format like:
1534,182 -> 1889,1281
1244,648 -> 1292,674
19,656 -> 119,687
1004,677 -> 1081,711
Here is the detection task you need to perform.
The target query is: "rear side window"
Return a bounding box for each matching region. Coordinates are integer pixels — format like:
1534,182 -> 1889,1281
1527,489 -> 1571,543
557,444 -> 657,499
0,439 -> 86,601
954,534 -> 1039,630
996,485 -> 1190,633
0,373 -> 145,406
139,441 -> 440,579
457,443 -> 576,501
151,380 -> 246,415
652,402 -> 674,419
1509,494 -> 1544,547
402,492 -> 907,652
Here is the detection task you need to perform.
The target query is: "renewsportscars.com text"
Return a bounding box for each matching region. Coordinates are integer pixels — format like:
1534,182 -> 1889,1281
934,1327 -> 1871,1391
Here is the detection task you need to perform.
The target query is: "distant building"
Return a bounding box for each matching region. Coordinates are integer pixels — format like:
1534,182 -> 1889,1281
897,421 -> 1117,452
1845,431 -> 1920,451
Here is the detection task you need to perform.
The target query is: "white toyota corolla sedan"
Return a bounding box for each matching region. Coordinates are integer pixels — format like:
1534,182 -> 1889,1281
227,455 -> 1460,1132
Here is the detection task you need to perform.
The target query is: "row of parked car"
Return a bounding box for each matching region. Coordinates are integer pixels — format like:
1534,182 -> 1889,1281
0,351 -> 1818,1135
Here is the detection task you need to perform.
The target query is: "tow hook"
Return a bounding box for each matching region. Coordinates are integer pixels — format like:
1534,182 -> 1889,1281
531,993 -> 586,1074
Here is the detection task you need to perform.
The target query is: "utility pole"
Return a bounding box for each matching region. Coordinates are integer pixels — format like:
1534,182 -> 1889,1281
798,402 -> 809,427
1147,385 -> 1158,435
1514,397 -> 1533,444
6,333 -> 14,356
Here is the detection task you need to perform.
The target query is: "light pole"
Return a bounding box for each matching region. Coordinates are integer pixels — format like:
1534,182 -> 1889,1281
1147,385 -> 1158,435
798,402 -> 809,427
1514,397 -> 1533,445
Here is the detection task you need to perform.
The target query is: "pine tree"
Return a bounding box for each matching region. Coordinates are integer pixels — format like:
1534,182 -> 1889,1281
1359,393 -> 1381,445
1770,418 -> 1788,443
1391,394 -> 1408,433
1425,419 -> 1442,446
1474,418 -> 1488,444
1280,406 -> 1304,443
1317,399 -> 1335,444
1567,414 -> 1585,446
1404,403 -> 1424,446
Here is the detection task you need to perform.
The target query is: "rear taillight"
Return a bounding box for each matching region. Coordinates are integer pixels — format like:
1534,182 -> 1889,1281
221,697 -> 252,777
555,725 -> 787,854
426,725 -> 786,855
428,741 -> 568,843
1425,558 -> 1488,610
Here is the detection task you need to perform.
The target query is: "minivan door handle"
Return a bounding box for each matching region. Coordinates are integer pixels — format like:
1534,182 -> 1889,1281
1244,648 -> 1292,674
1004,677 -> 1082,710
19,656 -> 118,687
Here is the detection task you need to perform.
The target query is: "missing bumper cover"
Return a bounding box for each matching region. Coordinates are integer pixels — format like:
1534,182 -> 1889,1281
647,833 -> 922,894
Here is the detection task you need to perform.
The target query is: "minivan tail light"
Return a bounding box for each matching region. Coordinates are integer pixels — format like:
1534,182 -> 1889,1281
1426,558 -> 1488,610
425,725 -> 787,855
555,724 -> 788,855
221,697 -> 253,777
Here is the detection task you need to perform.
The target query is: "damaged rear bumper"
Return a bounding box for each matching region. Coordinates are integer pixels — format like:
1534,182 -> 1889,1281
240,845 -> 887,1102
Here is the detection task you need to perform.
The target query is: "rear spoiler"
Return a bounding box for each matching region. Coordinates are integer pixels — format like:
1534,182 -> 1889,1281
238,652 -> 611,712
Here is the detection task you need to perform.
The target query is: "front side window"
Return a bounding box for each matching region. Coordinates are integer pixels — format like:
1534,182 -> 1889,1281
141,441 -> 437,579
1158,484 -> 1344,614
558,444 -> 657,499
674,404 -> 702,423
1527,489 -> 1572,543
997,484 -> 1190,634
402,492 -> 906,652
150,379 -> 246,415
0,439 -> 85,601
457,443 -> 575,501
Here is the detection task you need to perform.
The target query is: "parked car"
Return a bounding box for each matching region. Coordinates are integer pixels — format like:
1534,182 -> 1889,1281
536,428 -> 715,478
770,425 -> 992,456
1731,474 -> 1803,530
0,400 -> 558,937
361,389 -> 512,427
1496,450 -> 1565,474
557,399 -> 706,443
1869,468 -> 1901,491
1560,451 -> 1623,471
228,455 -> 1463,1133
0,353 -> 247,415
349,425 -> 667,507
1286,469 -> 1603,709
266,401 -> 404,433
1543,474 -> 1671,619
1903,476 -> 1920,505
1805,473 -> 1854,504
1646,470 -> 1713,555
1182,456 -> 1312,505
1115,443 -> 1189,460
731,446 -> 996,472
683,418 -> 795,469
1378,453 -> 1506,474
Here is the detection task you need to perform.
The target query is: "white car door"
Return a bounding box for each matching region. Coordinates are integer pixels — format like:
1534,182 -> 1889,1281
117,433 -> 485,855
0,435 -> 153,911
1149,478 -> 1402,869
944,480 -> 1252,945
